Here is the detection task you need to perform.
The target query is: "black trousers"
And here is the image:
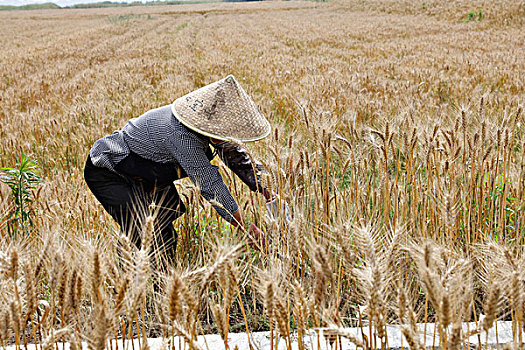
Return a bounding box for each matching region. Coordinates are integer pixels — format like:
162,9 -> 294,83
84,154 -> 186,263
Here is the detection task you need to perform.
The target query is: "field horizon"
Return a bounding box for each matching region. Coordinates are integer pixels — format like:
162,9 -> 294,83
0,0 -> 224,13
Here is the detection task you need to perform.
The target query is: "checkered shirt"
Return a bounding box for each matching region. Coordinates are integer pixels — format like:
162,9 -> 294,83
89,104 -> 239,222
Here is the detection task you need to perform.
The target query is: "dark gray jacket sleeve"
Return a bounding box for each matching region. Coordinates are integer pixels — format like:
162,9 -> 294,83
165,134 -> 239,223
214,142 -> 267,194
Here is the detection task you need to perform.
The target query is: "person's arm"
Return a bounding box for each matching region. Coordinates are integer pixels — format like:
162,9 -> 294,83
213,140 -> 291,226
213,141 -> 269,194
166,133 -> 239,223
166,133 -> 266,248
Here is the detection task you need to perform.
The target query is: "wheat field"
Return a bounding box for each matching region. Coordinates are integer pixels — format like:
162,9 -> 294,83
0,0 -> 524,349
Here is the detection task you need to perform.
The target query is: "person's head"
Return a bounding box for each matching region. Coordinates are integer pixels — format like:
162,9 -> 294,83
171,75 -> 271,143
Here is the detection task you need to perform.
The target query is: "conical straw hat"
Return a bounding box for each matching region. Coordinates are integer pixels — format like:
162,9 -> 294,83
171,75 -> 271,142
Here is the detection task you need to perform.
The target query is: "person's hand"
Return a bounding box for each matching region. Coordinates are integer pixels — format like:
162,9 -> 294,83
248,223 -> 266,251
265,195 -> 292,226
231,210 -> 266,250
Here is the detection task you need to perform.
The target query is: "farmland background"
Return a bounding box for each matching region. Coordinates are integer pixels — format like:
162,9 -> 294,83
0,0 -> 524,348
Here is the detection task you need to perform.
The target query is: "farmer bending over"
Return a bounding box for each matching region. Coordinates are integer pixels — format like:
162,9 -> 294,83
84,75 -> 288,261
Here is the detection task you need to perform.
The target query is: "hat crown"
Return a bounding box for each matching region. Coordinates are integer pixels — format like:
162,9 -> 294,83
172,75 -> 270,142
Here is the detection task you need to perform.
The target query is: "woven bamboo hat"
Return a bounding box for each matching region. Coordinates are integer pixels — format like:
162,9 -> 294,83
171,75 -> 271,142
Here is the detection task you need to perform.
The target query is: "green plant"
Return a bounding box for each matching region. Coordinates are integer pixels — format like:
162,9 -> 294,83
0,153 -> 43,233
107,13 -> 151,24
466,8 -> 482,22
